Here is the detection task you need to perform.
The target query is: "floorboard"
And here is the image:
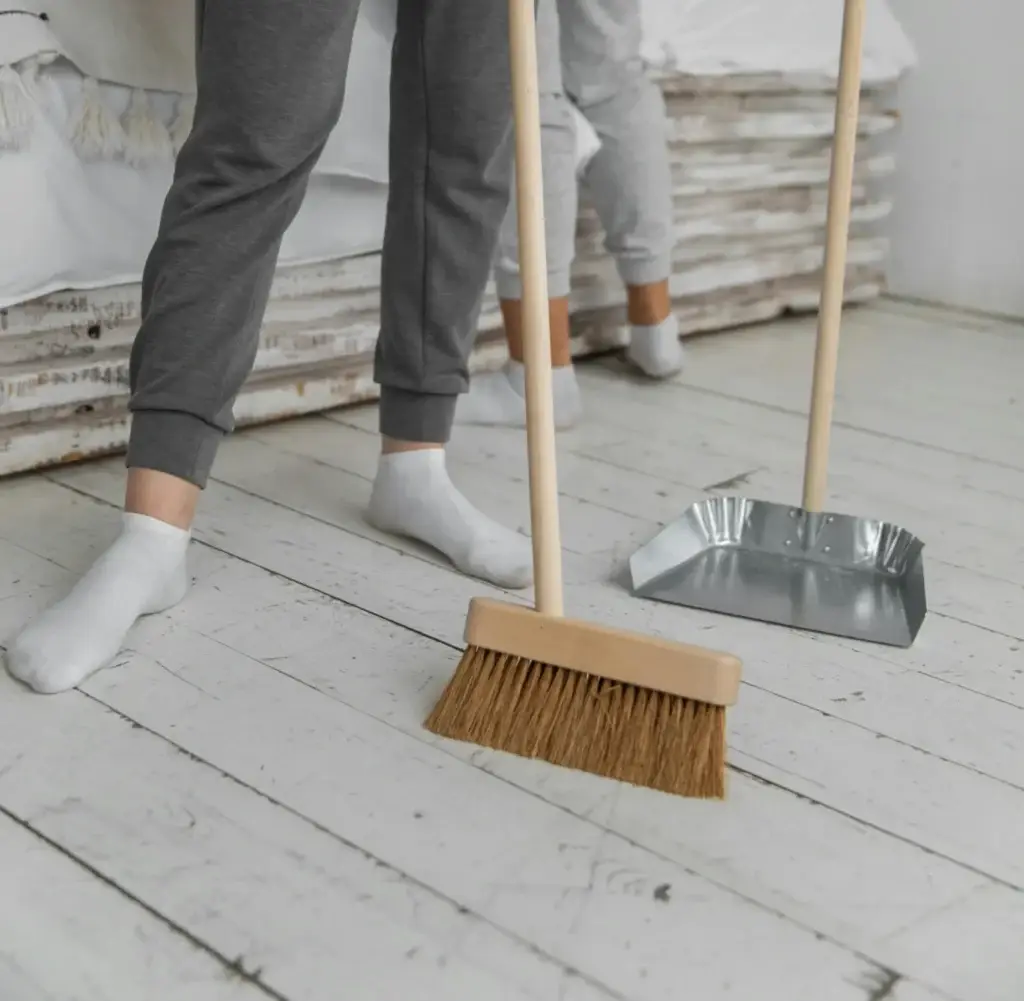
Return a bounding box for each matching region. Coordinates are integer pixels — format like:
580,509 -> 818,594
2,300 -> 1023,1000
0,812 -> 267,1001
0,492 -> 879,1001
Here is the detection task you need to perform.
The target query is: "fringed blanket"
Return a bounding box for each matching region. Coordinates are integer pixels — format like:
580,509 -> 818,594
0,0 -> 194,92
0,0 -> 396,178
1,0 -> 191,162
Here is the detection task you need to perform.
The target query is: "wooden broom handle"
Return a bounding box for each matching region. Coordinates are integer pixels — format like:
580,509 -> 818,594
509,0 -> 564,616
801,0 -> 865,512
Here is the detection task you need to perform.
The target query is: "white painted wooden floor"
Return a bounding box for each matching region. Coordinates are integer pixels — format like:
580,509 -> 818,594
2,298 -> 1023,1001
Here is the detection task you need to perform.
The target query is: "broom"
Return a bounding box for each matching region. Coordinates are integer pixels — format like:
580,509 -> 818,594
424,0 -> 742,798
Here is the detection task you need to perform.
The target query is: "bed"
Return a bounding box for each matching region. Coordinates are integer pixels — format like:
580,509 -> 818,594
0,0 -> 915,474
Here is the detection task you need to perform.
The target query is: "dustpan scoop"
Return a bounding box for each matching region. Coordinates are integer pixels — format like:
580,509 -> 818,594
628,0 -> 927,648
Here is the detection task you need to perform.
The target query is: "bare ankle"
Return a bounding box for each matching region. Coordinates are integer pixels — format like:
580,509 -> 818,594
124,468 -> 200,530
381,438 -> 444,455
500,296 -> 572,367
627,280 -> 672,327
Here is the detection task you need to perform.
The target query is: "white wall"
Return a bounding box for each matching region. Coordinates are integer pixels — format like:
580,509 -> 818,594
887,0 -> 1024,316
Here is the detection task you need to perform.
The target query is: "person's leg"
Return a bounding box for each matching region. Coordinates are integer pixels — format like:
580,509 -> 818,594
6,0 -> 361,694
365,0 -> 532,586
559,0 -> 683,378
455,0 -> 582,429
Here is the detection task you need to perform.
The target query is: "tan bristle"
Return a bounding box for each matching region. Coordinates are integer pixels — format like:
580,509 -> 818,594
425,646 -> 727,799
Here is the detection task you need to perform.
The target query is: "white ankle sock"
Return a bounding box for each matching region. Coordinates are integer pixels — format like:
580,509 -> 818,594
627,314 -> 685,378
367,449 -> 533,588
454,360 -> 582,429
5,513 -> 190,694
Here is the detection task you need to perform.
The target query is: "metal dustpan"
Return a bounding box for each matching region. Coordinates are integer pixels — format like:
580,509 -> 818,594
629,497 -> 926,648
628,0 -> 927,649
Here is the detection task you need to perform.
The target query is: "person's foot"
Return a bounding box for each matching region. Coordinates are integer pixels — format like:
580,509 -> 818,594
627,313 -> 685,379
454,360 -> 582,429
4,514 -> 190,694
367,449 -> 532,588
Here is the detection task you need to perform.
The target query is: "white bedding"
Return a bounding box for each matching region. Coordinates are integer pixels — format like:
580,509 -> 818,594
0,0 -> 915,311
641,0 -> 916,84
0,64 -> 388,310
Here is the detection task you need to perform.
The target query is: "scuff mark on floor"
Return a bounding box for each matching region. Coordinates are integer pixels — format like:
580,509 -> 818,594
861,968 -> 901,1001
703,467 -> 763,491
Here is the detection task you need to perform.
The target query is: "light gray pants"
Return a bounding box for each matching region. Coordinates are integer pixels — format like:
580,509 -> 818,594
494,0 -> 674,300
127,0 -> 514,488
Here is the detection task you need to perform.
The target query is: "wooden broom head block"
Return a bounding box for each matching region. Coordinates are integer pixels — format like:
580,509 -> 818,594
464,598 -> 742,707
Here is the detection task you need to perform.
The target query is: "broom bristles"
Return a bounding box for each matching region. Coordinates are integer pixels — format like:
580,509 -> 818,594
426,645 -> 727,799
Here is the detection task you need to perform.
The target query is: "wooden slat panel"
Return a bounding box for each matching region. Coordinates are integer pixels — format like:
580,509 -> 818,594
0,77 -> 898,477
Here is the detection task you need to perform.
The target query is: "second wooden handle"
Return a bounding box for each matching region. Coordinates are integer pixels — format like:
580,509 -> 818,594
509,0 -> 564,616
802,0 -> 866,512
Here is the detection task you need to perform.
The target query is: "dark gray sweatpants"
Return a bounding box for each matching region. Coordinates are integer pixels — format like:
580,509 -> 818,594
126,0 -> 514,487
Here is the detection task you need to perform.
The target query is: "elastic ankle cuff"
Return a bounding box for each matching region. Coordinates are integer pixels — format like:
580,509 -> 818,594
126,410 -> 223,489
632,313 -> 679,334
619,256 -> 672,288
379,387 -> 458,444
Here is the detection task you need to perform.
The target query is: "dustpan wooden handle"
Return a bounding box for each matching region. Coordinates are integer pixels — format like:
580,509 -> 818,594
802,0 -> 865,512
509,0 -> 564,616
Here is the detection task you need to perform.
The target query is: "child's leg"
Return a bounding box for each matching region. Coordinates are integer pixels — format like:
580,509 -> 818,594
560,0 -> 683,377
456,0 -> 582,429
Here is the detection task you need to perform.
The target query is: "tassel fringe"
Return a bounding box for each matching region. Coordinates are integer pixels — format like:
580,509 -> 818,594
6,62 -> 188,166
169,94 -> 194,155
0,63 -> 35,151
121,87 -> 173,166
21,49 -> 58,88
68,75 -> 127,162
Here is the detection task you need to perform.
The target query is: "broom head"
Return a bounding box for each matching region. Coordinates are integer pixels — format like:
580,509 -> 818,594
425,598 -> 742,799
